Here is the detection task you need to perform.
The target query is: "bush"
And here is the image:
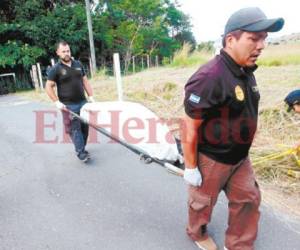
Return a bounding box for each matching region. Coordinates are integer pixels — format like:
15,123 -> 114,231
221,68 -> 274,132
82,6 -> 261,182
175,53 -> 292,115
170,43 -> 213,67
162,57 -> 171,66
93,67 -> 109,80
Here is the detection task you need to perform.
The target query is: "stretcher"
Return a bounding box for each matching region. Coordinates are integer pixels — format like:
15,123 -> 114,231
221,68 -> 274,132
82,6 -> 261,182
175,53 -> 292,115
68,101 -> 184,176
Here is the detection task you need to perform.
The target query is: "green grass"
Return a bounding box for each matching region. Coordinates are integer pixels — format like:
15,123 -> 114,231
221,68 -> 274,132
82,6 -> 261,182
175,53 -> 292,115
170,43 -> 213,67
170,41 -> 300,68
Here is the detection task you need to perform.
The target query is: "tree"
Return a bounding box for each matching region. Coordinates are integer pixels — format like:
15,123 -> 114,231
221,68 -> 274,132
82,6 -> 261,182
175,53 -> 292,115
93,0 -> 196,72
0,0 -> 196,73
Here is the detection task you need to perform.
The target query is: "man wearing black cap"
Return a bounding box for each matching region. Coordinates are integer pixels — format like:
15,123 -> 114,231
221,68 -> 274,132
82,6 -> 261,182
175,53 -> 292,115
181,7 -> 284,250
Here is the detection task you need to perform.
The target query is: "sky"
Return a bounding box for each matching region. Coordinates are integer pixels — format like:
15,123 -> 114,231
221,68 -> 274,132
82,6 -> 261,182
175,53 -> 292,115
177,0 -> 300,43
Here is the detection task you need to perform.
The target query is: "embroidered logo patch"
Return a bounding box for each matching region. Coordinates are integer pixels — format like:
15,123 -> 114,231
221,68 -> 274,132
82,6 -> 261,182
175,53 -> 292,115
252,86 -> 259,92
189,93 -> 201,103
61,69 -> 67,75
235,85 -> 245,101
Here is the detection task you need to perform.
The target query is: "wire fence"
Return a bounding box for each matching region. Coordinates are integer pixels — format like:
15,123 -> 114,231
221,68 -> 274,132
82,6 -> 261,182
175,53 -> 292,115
84,54 -> 170,77
0,54 -> 172,94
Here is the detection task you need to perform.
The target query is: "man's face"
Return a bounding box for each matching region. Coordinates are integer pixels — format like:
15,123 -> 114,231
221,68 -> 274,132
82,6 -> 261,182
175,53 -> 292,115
227,31 -> 268,67
293,104 -> 300,113
56,44 -> 71,63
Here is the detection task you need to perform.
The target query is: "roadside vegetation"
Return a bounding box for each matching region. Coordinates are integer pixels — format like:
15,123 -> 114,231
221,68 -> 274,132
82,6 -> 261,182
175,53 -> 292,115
0,0 -> 196,77
170,43 -> 213,67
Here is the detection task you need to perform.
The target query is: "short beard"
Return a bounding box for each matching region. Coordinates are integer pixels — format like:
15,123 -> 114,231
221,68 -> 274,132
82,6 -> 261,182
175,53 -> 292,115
61,56 -> 71,63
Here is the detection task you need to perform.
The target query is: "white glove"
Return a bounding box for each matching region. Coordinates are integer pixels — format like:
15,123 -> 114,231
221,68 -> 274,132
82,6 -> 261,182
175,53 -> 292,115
184,167 -> 202,187
88,96 -> 95,103
54,100 -> 66,110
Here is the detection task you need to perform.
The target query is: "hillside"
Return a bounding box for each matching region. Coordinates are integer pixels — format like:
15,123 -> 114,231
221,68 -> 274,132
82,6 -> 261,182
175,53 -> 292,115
269,32 -> 300,44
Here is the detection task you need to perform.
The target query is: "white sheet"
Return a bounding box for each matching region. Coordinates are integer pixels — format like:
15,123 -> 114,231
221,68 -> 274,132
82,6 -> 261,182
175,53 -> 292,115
80,101 -> 182,162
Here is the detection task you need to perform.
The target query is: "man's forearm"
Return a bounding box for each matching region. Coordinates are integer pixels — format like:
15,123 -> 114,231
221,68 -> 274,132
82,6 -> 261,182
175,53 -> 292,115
83,76 -> 93,96
182,134 -> 198,168
84,83 -> 93,96
45,81 -> 59,102
181,115 -> 201,169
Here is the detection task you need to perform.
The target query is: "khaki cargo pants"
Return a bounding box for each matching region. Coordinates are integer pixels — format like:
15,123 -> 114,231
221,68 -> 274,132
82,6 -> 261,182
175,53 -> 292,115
187,153 -> 261,250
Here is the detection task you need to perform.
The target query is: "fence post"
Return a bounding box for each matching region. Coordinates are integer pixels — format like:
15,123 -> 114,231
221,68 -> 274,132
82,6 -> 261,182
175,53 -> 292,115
155,55 -> 159,67
147,55 -> 150,69
141,56 -> 144,70
132,56 -> 135,73
89,57 -> 94,78
31,65 -> 39,90
36,63 -> 43,89
113,53 -> 123,101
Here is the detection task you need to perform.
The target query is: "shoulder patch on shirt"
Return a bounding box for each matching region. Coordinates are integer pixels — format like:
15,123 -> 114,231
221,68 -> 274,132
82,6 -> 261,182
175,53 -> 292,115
252,86 -> 259,92
189,93 -> 201,103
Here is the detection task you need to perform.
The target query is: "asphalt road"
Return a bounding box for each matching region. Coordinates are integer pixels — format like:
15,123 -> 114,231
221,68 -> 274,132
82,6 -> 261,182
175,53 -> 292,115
0,95 -> 299,250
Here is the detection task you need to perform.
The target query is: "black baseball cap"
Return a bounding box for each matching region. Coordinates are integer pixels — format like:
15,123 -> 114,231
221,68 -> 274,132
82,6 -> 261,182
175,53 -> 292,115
224,7 -> 284,35
284,90 -> 300,112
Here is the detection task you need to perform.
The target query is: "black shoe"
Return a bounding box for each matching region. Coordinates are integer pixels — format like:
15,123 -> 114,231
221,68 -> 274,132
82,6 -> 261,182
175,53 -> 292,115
84,150 -> 90,157
77,151 -> 90,163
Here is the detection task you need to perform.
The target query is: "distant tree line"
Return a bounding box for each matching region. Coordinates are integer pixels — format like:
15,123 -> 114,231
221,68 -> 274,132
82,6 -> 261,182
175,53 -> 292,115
0,0 -> 196,72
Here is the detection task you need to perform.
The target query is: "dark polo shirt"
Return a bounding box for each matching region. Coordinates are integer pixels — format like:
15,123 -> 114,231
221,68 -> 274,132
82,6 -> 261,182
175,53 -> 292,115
47,60 -> 86,104
184,49 -> 260,164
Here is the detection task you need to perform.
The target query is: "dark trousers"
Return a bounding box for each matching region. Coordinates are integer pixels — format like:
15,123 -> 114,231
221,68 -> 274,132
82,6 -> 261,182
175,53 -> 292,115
187,153 -> 261,250
62,101 -> 89,154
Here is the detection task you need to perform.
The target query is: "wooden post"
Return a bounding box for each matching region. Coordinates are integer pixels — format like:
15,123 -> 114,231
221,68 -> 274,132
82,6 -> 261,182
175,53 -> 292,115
155,55 -> 159,67
89,57 -> 94,78
113,53 -> 123,101
147,55 -> 150,69
30,69 -> 33,82
36,63 -> 43,89
31,65 -> 39,90
141,56 -> 144,70
132,56 -> 135,73
85,0 -> 97,74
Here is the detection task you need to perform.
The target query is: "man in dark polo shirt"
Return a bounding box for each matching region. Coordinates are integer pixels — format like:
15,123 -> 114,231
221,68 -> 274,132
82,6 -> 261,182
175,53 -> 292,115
46,41 -> 95,162
181,8 -> 284,250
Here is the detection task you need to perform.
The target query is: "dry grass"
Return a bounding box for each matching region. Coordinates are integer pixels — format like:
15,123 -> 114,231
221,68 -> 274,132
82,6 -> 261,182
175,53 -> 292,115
248,65 -> 300,217
258,42 -> 300,66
